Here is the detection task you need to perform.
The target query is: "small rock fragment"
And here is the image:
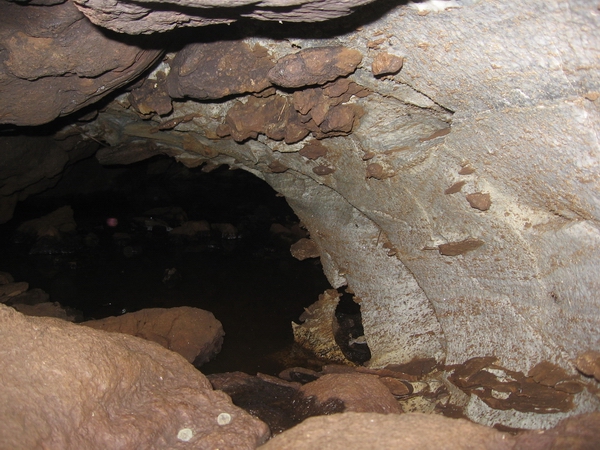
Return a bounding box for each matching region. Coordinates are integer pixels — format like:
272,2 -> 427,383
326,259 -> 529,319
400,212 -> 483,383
268,160 -> 288,173
290,238 -> 320,260
0,282 -> 29,299
444,180 -> 466,194
466,192 -> 491,211
299,141 -> 328,160
438,238 -> 485,256
575,350 -> 600,381
371,52 -> 404,76
268,46 -> 362,88
458,165 -> 476,175
313,165 -> 335,176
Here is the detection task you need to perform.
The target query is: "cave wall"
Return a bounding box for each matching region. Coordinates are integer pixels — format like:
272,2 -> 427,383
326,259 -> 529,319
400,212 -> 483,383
1,0 -> 599,429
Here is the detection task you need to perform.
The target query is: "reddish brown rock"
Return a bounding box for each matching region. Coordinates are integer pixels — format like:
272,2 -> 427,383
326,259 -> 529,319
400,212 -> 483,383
170,220 -> 211,238
575,350 -> 600,382
514,412 -> 600,450
167,41 -> 274,100
299,141 -> 329,160
73,0 -> 377,34
445,180 -> 467,194
371,52 -> 404,76
0,272 -> 14,285
268,160 -> 289,173
95,140 -> 170,165
222,95 -> 310,144
290,238 -> 320,260
129,72 -> 173,116
312,165 -> 336,176
299,373 -> 402,414
438,238 -> 485,256
258,412 -> 514,450
466,192 -> 492,211
83,307 -> 225,365
0,304 -> 269,449
268,47 -> 362,88
0,1 -> 162,125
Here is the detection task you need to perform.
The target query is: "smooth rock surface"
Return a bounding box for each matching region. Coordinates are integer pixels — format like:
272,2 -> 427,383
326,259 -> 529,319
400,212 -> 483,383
83,306 -> 225,365
0,304 -> 269,449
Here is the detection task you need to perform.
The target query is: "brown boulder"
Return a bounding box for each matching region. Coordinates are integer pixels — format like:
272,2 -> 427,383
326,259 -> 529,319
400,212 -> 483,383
258,412 -> 514,450
0,304 -> 269,449
299,373 -> 402,414
83,307 -> 225,365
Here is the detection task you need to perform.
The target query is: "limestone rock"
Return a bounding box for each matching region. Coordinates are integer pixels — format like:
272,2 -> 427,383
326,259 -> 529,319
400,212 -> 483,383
83,307 -> 225,365
0,1 -> 162,125
72,0 -> 377,34
298,373 -> 402,414
575,351 -> 600,382
258,412 -> 514,450
167,41 -> 274,100
0,304 -> 269,449
292,289 -> 353,365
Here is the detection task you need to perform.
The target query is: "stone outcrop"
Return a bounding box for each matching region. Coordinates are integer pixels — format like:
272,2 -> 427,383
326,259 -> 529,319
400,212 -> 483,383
83,306 -> 225,365
72,0 -> 377,34
0,304 -> 269,449
0,0 -> 163,126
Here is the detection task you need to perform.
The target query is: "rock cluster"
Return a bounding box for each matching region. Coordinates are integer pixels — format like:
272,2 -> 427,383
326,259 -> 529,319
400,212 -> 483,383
0,304 -> 269,449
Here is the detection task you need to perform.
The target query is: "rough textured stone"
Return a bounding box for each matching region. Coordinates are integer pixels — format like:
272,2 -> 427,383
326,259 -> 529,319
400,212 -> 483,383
167,41 -> 274,100
268,47 -> 362,88
83,307 -> 224,365
292,289 -> 353,365
575,351 -> 600,382
0,282 -> 29,299
10,301 -> 79,321
371,52 -> 404,76
0,304 -> 269,449
299,373 -> 402,414
258,412 -> 514,450
290,238 -> 320,260
72,0 -> 376,34
0,0 -> 162,125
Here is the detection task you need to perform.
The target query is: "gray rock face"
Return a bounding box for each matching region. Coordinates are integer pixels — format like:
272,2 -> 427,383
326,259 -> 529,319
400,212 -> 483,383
72,0 -> 377,34
0,304 -> 269,449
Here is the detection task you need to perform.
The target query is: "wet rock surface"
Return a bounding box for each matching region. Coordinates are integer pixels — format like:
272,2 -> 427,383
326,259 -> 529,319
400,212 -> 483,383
0,304 -> 270,449
83,306 -> 225,365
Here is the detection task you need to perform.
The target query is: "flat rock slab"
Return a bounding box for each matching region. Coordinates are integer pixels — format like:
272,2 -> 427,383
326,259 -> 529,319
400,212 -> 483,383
0,304 -> 269,449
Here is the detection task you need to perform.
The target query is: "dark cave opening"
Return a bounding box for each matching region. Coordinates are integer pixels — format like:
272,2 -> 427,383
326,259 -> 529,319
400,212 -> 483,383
0,155 -> 335,375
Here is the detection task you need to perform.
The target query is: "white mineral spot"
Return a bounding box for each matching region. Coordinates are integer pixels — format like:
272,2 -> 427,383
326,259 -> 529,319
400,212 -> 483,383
217,412 -> 232,426
177,428 -> 194,442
